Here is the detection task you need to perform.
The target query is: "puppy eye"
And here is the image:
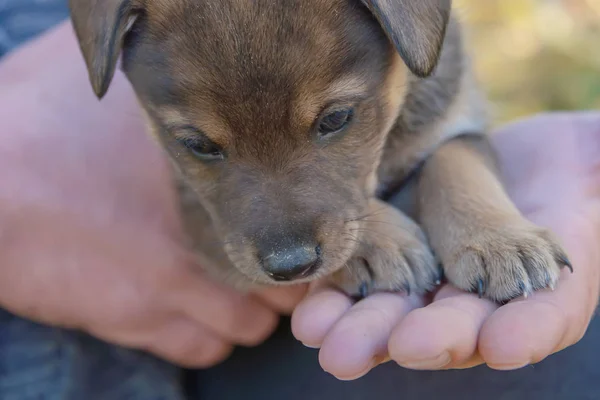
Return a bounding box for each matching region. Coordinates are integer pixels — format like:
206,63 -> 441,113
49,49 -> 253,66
317,108 -> 354,138
180,137 -> 225,162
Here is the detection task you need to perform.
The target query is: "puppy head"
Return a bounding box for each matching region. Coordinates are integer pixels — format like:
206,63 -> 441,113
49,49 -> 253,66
69,0 -> 451,285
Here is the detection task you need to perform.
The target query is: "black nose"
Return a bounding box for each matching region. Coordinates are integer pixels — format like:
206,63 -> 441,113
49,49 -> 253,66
260,244 -> 321,281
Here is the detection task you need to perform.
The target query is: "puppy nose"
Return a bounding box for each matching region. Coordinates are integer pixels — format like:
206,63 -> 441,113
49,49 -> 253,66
260,244 -> 321,281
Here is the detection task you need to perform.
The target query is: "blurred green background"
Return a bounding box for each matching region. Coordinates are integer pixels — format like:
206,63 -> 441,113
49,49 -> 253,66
455,0 -> 600,125
2,1 -> 596,127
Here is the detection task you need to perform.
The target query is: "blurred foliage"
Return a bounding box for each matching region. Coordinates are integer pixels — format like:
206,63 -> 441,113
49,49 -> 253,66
454,0 -> 600,124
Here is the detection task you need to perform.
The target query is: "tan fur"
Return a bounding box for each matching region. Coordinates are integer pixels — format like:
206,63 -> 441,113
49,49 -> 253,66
329,198 -> 438,296
68,0 -> 570,301
382,53 -> 410,136
416,137 -> 569,301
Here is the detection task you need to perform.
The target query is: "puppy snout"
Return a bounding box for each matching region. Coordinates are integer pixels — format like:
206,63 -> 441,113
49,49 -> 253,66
259,243 -> 322,282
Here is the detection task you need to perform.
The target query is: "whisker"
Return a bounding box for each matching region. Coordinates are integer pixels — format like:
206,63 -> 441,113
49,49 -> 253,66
349,228 -> 400,246
351,219 -> 408,229
346,206 -> 389,223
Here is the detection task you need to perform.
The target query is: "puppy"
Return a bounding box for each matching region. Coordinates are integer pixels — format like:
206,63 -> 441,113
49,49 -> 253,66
68,0 -> 572,302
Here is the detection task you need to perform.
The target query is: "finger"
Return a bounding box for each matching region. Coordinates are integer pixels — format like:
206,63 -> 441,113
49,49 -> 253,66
447,354 -> 485,370
479,265 -> 590,369
479,220 -> 599,370
167,268 -> 279,347
389,285 -> 497,370
143,317 -> 234,368
318,293 -> 422,380
254,284 -> 309,315
291,286 -> 354,348
479,298 -> 565,370
87,313 -> 234,368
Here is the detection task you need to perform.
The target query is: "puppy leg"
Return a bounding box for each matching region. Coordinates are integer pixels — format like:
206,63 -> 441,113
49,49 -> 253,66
329,198 -> 439,298
417,135 -> 571,302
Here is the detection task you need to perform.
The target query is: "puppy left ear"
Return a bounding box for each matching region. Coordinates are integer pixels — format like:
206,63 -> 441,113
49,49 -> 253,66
361,0 -> 452,77
69,0 -> 141,99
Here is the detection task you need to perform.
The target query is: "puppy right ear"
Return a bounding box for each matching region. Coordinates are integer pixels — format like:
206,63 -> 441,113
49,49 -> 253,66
361,0 -> 452,78
69,0 -> 140,99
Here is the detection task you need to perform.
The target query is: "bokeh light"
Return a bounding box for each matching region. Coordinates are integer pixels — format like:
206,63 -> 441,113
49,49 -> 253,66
455,0 -> 600,125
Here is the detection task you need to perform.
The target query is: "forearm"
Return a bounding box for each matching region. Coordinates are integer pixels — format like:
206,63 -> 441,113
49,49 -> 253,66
2,21 -> 72,81
0,19 -> 155,224
0,20 -> 140,125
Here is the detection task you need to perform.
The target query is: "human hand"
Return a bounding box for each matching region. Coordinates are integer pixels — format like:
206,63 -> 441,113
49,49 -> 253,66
0,22 -> 306,368
292,111 -> 600,379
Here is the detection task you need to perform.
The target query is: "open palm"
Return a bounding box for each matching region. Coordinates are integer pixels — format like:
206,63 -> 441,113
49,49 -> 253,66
292,112 -> 600,379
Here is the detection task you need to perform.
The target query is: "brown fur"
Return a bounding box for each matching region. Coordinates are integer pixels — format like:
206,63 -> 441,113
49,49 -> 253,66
68,0 -> 571,301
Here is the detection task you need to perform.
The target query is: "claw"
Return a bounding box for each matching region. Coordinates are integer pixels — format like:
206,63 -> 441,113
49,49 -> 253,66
435,267 -> 445,286
556,254 -> 574,273
518,281 -> 531,299
544,270 -> 553,289
477,278 -> 485,299
359,282 -> 369,299
403,283 -> 411,296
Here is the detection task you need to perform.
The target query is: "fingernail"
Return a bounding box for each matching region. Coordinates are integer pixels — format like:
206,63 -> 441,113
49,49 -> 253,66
333,354 -> 392,381
399,352 -> 451,370
334,360 -> 377,381
301,342 -> 320,349
373,354 -> 391,365
490,362 -> 529,371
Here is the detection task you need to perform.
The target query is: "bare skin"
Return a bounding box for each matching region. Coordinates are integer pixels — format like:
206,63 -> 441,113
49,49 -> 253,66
292,112 -> 600,379
2,23 -> 598,380
0,22 -> 306,368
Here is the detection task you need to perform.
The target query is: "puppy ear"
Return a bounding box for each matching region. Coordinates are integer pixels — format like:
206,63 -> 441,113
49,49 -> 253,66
69,0 -> 140,98
361,0 -> 452,77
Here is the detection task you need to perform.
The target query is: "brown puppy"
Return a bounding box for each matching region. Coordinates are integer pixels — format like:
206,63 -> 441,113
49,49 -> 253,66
68,0 -> 571,302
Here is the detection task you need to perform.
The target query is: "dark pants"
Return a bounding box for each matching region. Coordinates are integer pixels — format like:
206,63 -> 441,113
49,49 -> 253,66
1,3 -> 599,399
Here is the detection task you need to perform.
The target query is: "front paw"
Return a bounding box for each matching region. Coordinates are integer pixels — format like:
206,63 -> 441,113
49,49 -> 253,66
442,221 -> 572,302
329,200 -> 440,298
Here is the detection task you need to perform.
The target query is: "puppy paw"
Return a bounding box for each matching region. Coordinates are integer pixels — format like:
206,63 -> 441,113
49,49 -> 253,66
329,200 -> 440,298
442,220 -> 572,302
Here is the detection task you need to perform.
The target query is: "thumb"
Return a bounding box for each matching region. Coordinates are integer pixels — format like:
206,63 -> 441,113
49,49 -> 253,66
164,256 -> 280,346
253,284 -> 309,315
